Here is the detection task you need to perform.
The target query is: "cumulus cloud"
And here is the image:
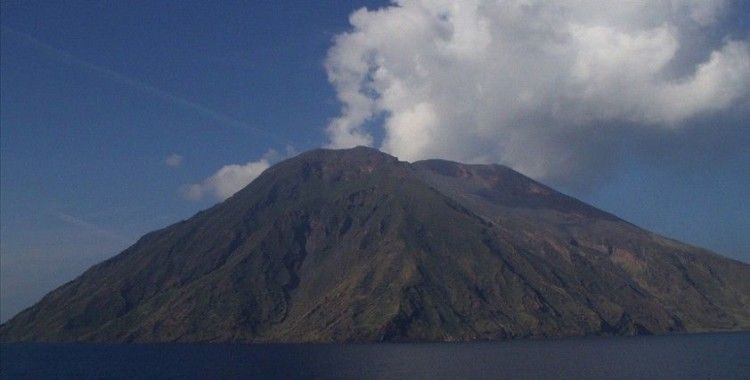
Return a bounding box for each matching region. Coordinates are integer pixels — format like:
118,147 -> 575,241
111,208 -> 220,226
164,153 -> 184,168
325,0 -> 750,184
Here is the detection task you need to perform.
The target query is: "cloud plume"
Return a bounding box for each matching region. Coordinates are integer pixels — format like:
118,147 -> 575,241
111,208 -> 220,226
325,0 -> 750,184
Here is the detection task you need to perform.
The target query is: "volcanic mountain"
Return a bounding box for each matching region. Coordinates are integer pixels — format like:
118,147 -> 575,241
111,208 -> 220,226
1,147 -> 749,342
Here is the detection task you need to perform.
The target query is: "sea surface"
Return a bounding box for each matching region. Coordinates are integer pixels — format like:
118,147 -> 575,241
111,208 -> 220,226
1,332 -> 748,379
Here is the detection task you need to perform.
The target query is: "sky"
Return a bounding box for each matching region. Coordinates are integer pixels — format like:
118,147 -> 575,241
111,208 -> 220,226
0,1 -> 748,322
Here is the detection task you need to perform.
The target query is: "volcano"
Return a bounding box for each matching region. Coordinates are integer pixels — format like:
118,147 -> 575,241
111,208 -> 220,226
2,146 -> 748,342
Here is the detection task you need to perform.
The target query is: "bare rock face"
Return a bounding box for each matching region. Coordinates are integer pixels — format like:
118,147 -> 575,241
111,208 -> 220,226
2,146 -> 749,342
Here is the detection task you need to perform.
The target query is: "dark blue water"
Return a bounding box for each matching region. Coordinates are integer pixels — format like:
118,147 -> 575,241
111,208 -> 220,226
2,332 -> 748,379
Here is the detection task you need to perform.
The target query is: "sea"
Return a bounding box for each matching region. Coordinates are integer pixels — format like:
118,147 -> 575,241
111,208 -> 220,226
1,332 -> 748,379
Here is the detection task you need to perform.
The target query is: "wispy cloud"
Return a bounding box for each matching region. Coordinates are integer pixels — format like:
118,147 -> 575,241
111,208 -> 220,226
1,25 -> 284,144
182,159 -> 271,201
54,212 -> 133,245
164,153 -> 184,168
182,146 -> 297,201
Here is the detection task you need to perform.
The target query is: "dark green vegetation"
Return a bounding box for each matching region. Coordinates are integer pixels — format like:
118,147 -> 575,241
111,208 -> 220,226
2,147 -> 749,342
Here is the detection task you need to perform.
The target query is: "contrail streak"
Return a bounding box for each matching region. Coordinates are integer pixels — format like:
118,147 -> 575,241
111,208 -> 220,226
54,212 -> 133,245
1,25 -> 285,144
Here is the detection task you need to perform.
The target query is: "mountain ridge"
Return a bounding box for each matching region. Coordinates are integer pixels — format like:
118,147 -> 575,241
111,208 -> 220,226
2,146 -> 748,342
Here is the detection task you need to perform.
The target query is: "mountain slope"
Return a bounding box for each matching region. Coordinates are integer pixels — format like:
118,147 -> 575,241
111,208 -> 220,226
1,147 -> 748,342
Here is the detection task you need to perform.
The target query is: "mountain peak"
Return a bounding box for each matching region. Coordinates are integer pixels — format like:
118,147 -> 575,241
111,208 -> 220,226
297,145 -> 397,162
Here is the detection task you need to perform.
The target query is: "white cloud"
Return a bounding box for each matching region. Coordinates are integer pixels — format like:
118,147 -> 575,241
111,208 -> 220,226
182,147 -> 297,201
325,0 -> 749,182
164,153 -> 184,168
182,159 -> 270,201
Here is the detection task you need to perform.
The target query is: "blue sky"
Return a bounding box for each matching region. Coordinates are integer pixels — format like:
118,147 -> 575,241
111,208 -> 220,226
1,1 -> 748,322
